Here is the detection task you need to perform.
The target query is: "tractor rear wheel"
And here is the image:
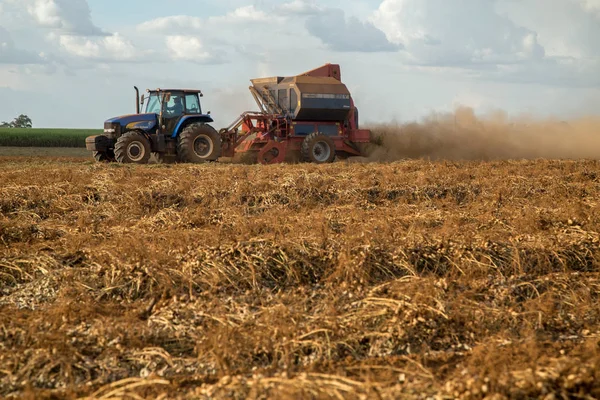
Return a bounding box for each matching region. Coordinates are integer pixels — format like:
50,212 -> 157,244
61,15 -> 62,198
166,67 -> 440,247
114,131 -> 151,164
93,150 -> 115,163
178,123 -> 221,163
301,132 -> 336,164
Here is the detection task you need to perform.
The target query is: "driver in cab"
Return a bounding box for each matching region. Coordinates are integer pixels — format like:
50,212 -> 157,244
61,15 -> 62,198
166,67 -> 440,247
166,95 -> 184,117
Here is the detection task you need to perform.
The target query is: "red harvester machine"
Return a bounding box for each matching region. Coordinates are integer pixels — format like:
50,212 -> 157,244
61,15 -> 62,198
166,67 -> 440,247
219,63 -> 371,164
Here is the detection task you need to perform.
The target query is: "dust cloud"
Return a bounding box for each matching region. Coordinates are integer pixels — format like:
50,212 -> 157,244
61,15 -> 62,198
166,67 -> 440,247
363,106 -> 600,161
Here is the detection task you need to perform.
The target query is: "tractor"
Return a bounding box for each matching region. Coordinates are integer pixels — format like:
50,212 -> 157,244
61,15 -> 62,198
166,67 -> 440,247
85,87 -> 220,164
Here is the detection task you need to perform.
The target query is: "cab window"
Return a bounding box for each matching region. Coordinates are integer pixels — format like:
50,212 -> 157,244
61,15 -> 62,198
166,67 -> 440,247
185,94 -> 201,114
146,93 -> 161,114
165,92 -> 184,117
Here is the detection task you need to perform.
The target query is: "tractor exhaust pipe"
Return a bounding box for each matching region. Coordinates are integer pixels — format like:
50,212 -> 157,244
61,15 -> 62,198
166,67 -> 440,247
134,86 -> 140,114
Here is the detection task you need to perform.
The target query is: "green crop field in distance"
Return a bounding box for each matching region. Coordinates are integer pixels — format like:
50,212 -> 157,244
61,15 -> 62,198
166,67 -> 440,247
0,128 -> 102,148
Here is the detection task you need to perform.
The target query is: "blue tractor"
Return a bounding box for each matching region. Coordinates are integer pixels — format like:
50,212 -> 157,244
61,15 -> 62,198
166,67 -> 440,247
86,87 -> 221,164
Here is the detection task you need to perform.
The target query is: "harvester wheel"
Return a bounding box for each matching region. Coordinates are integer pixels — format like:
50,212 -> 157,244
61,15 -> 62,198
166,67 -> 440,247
93,150 -> 115,163
301,132 -> 336,164
178,123 -> 221,163
114,131 -> 151,164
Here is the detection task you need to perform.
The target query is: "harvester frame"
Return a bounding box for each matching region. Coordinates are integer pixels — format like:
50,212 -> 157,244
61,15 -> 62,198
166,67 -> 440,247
219,63 -> 371,164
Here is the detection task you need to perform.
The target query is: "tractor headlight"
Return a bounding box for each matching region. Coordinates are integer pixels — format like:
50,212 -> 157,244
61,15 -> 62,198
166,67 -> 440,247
103,122 -> 120,138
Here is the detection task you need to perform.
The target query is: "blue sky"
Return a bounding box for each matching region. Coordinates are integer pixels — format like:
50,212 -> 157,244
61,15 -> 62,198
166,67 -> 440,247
0,0 -> 599,128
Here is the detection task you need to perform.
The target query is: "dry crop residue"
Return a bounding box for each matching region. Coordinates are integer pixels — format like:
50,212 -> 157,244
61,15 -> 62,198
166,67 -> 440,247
1,157 -> 599,399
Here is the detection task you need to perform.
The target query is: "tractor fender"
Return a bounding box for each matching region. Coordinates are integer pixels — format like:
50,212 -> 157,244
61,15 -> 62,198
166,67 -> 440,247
121,128 -> 153,144
171,115 -> 214,138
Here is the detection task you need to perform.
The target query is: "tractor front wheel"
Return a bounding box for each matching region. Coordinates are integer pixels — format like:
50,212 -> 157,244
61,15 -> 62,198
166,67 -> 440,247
93,150 -> 115,163
114,131 -> 151,164
178,123 -> 221,163
153,152 -> 177,164
301,132 -> 336,164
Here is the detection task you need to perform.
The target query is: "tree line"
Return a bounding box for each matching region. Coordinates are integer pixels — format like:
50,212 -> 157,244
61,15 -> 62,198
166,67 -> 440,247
1,114 -> 33,128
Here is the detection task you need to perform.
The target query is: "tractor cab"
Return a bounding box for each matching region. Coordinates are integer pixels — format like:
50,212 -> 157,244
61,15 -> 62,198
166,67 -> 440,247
86,86 -> 221,164
142,89 -> 209,136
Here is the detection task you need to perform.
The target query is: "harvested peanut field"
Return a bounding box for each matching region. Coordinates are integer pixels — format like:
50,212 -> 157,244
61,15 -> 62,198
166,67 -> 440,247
1,156 -> 600,399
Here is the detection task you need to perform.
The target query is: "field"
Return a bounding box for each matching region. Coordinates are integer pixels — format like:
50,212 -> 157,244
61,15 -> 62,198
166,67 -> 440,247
1,152 -> 599,399
0,128 -> 100,148
0,147 -> 90,158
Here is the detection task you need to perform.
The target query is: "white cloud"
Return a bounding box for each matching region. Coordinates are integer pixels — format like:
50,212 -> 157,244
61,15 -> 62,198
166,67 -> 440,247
277,0 -> 323,15
372,0 -> 545,66
493,58 -> 600,87
212,5 -> 268,23
271,1 -> 399,53
138,5 -> 268,34
27,0 -> 62,28
58,35 -> 98,58
57,33 -> 142,61
135,5 -> 273,63
165,36 -> 219,64
0,26 -> 46,64
306,9 -> 402,53
577,0 -> 600,13
489,0 -> 600,86
496,0 -> 600,59
19,0 -> 105,35
137,15 -> 203,33
2,0 -> 600,129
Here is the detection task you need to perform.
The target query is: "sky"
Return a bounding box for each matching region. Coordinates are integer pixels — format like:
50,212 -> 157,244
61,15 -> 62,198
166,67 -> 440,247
0,0 -> 599,128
